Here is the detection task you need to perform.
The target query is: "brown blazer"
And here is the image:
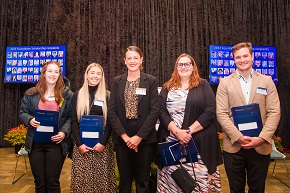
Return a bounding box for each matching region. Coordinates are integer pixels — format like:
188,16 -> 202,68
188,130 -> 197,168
216,70 -> 280,155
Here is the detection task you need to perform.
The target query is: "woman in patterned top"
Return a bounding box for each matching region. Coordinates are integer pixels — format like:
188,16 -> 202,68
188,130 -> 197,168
157,53 -> 223,192
108,46 -> 159,192
70,63 -> 115,193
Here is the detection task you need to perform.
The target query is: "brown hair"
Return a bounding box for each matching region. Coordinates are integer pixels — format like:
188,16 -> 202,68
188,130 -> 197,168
26,61 -> 65,104
163,53 -> 201,90
232,42 -> 253,57
124,46 -> 144,70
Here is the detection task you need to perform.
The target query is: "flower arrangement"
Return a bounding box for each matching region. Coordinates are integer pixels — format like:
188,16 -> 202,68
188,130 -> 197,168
218,132 -> 284,153
273,135 -> 284,153
218,131 -> 224,151
4,124 -> 27,146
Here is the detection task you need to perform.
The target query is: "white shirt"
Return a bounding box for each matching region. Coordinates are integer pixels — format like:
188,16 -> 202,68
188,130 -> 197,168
237,70 -> 253,104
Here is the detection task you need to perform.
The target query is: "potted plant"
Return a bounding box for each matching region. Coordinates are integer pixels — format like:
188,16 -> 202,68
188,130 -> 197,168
4,124 -> 27,153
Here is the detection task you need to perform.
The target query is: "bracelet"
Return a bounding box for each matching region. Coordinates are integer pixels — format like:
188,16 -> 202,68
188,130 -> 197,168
187,127 -> 193,135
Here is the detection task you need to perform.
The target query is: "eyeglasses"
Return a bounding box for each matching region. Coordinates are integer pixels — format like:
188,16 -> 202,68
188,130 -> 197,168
46,70 -> 60,76
176,62 -> 192,68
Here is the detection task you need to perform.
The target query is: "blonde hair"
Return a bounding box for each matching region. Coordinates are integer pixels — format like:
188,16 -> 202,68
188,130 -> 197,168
76,63 -> 108,124
164,53 -> 201,90
232,42 -> 253,57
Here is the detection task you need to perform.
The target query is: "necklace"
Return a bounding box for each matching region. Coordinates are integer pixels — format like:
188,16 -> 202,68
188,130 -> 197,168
45,90 -> 54,99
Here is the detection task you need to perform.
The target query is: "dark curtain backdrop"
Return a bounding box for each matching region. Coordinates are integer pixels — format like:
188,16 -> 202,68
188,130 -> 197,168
1,0 -> 290,146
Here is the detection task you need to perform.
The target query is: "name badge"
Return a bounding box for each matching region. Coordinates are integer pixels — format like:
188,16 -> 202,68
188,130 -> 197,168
136,88 -> 146,95
47,96 -> 55,101
94,100 -> 104,107
158,87 -> 162,94
256,87 -> 267,95
37,125 -> 54,132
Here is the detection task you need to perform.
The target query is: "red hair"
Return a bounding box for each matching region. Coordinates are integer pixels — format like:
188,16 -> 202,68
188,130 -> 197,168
163,53 -> 201,90
26,61 -> 65,104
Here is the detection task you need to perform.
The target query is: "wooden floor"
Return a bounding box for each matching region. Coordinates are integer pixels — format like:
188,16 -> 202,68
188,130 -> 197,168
1,147 -> 290,193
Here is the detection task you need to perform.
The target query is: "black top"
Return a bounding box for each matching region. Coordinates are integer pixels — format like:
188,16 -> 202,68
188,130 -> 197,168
71,85 -> 112,147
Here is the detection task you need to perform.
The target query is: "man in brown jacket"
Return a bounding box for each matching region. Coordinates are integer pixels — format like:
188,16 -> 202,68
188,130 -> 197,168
216,42 -> 280,193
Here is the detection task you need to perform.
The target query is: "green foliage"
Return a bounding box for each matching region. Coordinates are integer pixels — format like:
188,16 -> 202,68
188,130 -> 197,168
115,165 -> 120,192
3,124 -> 27,146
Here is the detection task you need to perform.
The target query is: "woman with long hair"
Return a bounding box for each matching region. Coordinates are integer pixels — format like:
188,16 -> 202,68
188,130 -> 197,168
19,61 -> 73,193
70,63 -> 115,193
157,53 -> 223,192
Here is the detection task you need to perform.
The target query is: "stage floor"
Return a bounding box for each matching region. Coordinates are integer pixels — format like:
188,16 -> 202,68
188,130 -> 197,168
1,147 -> 290,193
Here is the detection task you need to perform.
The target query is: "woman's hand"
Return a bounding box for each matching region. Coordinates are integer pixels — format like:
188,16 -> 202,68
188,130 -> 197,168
168,122 -> 192,145
30,118 -> 40,128
126,135 -> 142,152
175,129 -> 192,145
51,131 -> 65,144
93,143 -> 105,152
121,133 -> 140,152
78,144 -> 92,154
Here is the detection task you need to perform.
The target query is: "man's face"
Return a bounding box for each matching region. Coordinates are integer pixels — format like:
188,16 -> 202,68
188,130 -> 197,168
233,47 -> 254,73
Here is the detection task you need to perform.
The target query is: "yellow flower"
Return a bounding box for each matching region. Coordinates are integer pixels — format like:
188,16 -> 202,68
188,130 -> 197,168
4,124 -> 27,146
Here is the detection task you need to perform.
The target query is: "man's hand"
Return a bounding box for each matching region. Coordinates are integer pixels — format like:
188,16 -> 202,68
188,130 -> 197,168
237,136 -> 251,146
241,136 -> 266,149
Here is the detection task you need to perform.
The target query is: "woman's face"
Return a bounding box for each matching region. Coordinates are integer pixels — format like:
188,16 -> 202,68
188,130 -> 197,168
176,56 -> 193,79
124,51 -> 143,72
44,64 -> 60,86
87,66 -> 102,86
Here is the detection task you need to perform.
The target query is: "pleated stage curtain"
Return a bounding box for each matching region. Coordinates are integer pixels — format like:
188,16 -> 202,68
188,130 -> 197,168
0,0 -> 290,146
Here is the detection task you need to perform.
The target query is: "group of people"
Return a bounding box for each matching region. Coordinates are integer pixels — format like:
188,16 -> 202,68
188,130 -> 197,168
19,42 -> 280,193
